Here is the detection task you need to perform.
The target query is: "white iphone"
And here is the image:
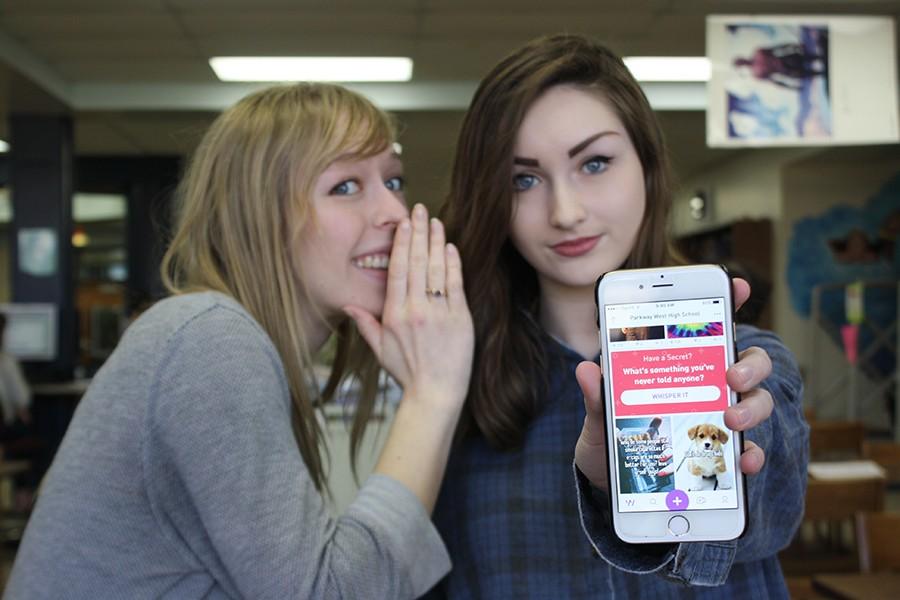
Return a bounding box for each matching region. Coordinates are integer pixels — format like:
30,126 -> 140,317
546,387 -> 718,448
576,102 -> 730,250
594,264 -> 747,543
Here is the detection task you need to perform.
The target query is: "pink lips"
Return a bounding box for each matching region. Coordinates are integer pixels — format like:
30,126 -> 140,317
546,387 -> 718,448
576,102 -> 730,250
551,236 -> 600,257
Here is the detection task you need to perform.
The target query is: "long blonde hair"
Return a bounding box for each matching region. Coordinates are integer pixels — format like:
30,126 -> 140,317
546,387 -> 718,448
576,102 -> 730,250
161,83 -> 394,490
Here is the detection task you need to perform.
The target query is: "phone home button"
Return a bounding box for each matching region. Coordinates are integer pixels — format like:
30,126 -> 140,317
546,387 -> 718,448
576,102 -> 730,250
667,515 -> 690,537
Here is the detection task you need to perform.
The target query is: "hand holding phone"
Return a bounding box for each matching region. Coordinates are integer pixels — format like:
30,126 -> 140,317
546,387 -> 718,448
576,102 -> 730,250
586,265 -> 748,543
575,278 -> 771,506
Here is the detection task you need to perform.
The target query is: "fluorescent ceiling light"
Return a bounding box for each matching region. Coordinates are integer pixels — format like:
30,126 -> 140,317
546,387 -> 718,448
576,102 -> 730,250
623,57 -> 711,82
209,57 -> 413,82
73,193 -> 127,222
0,139 -> 9,152
0,191 -> 126,224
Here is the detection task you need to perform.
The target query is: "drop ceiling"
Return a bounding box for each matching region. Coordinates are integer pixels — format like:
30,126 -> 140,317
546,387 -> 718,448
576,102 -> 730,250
0,0 -> 896,189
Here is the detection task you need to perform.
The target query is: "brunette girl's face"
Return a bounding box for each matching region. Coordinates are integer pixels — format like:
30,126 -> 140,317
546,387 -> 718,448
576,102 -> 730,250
295,145 -> 408,320
509,85 -> 646,295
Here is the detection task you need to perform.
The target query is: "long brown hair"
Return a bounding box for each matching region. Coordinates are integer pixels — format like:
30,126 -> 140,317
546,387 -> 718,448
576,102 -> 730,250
161,83 -> 394,490
441,34 -> 681,449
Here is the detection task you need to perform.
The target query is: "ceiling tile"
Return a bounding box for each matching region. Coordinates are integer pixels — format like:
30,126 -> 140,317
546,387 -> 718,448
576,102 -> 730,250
55,59 -> 216,83
171,0 -> 419,8
422,0 -> 659,9
195,35 -> 416,57
0,0 -> 164,9
419,11 -> 656,38
179,10 -> 417,37
0,12 -> 182,38
34,39 -> 199,60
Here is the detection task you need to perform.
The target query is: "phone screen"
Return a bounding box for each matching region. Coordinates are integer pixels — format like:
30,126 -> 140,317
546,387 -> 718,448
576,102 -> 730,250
604,296 -> 739,514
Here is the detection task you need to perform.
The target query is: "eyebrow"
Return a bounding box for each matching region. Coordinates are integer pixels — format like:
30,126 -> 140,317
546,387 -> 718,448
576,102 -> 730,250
567,131 -> 616,157
513,131 -> 618,167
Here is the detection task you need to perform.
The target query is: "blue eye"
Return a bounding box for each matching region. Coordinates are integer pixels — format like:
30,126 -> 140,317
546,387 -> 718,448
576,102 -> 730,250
583,156 -> 611,174
513,173 -> 539,192
330,180 -> 361,195
385,176 -> 404,192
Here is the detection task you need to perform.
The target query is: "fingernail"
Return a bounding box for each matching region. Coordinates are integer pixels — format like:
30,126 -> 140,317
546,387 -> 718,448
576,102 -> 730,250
414,204 -> 426,219
399,219 -> 411,231
732,365 -> 751,386
734,407 -> 751,427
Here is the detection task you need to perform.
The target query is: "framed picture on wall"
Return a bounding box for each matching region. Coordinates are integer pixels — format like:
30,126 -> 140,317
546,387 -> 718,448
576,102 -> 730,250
706,15 -> 899,147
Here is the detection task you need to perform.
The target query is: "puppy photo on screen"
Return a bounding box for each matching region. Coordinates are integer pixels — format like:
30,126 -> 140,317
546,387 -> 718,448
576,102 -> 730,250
685,423 -> 733,491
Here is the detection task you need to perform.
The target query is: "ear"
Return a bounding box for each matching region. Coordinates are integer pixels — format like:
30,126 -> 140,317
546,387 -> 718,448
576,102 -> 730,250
688,425 -> 698,440
718,427 -> 729,444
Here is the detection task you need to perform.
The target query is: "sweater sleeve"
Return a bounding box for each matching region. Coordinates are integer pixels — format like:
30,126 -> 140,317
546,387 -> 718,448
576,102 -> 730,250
575,325 -> 808,586
143,306 -> 450,599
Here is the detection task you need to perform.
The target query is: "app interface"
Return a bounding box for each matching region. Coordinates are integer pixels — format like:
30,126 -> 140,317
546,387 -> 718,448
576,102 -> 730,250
605,297 -> 738,513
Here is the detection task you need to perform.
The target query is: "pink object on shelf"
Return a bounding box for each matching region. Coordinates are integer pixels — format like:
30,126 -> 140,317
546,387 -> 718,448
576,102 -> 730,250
840,323 -> 859,365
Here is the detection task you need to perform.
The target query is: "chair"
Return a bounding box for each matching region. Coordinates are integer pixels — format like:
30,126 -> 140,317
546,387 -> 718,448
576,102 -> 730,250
804,477 -> 885,521
809,420 -> 865,461
783,575 -> 831,599
804,405 -> 816,424
856,511 -> 900,573
863,441 -> 900,484
781,476 -> 886,575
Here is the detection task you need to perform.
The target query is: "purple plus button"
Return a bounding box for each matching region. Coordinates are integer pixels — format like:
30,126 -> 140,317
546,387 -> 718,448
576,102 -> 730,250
665,489 -> 689,511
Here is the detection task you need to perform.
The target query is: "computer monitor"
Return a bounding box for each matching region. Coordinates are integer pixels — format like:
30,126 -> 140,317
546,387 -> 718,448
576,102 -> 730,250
0,303 -> 58,361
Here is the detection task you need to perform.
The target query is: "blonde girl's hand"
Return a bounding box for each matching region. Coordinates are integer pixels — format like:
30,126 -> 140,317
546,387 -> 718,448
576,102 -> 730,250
344,203 -> 474,413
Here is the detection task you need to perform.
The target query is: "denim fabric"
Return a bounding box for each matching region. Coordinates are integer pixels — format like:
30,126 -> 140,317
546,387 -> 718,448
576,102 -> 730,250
426,324 -> 807,599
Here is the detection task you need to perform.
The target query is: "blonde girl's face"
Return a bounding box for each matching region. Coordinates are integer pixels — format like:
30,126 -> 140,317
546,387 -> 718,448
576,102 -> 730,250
509,85 -> 646,296
295,145 -> 408,321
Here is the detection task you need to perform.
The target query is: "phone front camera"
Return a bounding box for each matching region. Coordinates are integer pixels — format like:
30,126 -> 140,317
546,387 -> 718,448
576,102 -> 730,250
639,284 -> 644,289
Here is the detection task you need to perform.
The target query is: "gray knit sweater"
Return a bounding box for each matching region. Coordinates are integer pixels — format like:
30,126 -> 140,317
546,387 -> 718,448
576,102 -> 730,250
5,292 -> 450,599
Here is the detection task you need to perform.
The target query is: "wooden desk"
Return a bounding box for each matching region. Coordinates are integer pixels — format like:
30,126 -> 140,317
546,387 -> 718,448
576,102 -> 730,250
31,379 -> 91,397
812,573 -> 900,599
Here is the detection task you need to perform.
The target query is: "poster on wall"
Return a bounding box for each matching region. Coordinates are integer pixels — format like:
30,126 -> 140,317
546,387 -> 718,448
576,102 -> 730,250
17,228 -> 58,277
706,15 -> 899,147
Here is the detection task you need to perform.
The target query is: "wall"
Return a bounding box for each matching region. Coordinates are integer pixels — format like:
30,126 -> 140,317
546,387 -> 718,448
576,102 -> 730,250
0,228 -> 8,303
674,149 -> 803,238
673,148 -> 816,338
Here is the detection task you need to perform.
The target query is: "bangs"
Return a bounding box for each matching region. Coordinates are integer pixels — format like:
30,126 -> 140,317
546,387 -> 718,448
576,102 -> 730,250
284,86 -> 398,262
283,86 -> 397,233
324,95 -> 396,164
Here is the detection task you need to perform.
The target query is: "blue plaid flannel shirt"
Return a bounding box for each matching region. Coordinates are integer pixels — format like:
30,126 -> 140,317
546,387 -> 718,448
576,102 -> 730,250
425,325 -> 808,599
